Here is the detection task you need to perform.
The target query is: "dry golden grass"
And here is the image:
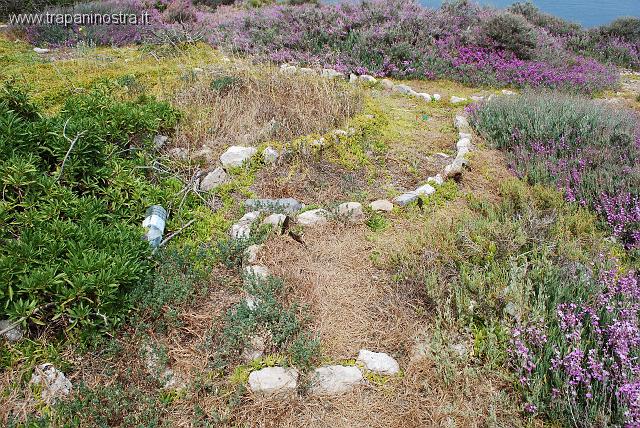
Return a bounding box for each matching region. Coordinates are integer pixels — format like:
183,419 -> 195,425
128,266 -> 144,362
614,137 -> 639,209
170,65 -> 363,161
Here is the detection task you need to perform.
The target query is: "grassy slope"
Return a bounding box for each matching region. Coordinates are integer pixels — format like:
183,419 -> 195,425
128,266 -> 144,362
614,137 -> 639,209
2,34 -> 637,427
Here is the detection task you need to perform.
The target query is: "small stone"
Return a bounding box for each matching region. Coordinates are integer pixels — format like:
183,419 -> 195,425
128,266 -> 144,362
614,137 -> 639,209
407,89 -> 419,97
393,84 -> 413,95
380,79 -> 394,90
450,96 -> 467,104
245,244 -> 263,264
336,202 -> 364,221
243,265 -> 270,281
30,364 -> 72,403
321,69 -> 344,79
456,138 -> 471,150
416,93 -> 432,102
262,146 -> 279,165
454,115 -> 470,130
457,146 -> 470,158
427,174 -> 444,186
230,223 -> 251,239
33,47 -> 50,54
504,302 -> 519,318
333,129 -> 349,137
220,146 -> 257,169
297,209 -> 329,226
248,367 -> 298,397
242,335 -> 267,362
459,132 -> 472,140
393,191 -> 419,206
432,93 -> 442,101
153,135 -> 169,149
369,199 -> 394,212
168,147 -> 188,160
349,73 -> 358,83
245,294 -> 260,311
245,198 -> 304,214
281,65 -> 297,75
443,158 -> 465,179
434,152 -> 450,159
357,349 -> 400,375
415,184 -> 436,197
199,167 -> 229,191
359,74 -> 377,83
470,95 -> 484,102
262,213 -> 287,228
502,89 -> 517,95
0,320 -> 23,342
310,365 -> 363,395
299,67 -> 315,75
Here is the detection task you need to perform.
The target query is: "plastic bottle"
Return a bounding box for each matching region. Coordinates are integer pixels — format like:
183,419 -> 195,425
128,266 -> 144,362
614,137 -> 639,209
142,205 -> 167,248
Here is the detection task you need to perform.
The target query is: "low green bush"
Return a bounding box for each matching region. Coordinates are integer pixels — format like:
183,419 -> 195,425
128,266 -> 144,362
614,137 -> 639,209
0,82 -> 181,339
479,12 -> 538,60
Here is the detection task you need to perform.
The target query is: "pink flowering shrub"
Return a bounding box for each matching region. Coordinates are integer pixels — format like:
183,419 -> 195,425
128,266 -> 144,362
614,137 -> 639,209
470,93 -> 640,250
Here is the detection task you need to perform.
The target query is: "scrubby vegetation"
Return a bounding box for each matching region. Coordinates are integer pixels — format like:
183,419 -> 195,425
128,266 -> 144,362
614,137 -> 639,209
470,93 -> 640,250
393,180 -> 639,426
0,82 -> 184,338
13,0 -> 640,93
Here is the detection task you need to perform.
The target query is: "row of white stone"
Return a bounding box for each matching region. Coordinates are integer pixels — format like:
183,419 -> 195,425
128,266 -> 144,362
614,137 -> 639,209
248,349 -> 400,397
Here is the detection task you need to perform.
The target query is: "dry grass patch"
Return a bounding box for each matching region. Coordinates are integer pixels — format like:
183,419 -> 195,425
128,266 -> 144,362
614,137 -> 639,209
170,66 -> 363,161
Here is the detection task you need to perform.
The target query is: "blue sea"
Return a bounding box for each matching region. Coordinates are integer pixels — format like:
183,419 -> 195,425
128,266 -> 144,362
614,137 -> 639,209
419,0 -> 638,27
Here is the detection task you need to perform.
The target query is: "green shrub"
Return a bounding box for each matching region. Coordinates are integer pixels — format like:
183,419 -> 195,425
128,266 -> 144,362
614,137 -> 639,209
0,82 -> 181,339
479,12 -> 538,60
600,17 -> 640,43
509,2 -> 581,36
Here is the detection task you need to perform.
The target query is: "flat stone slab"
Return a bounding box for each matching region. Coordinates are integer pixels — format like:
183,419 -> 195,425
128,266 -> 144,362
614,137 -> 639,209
336,202 -> 364,221
369,199 -> 393,212
393,191 -> 419,206
297,209 -> 329,226
220,146 -> 257,168
200,167 -> 229,191
262,147 -> 279,164
450,96 -> 467,104
415,184 -> 436,197
357,349 -> 400,375
310,365 -> 363,395
248,367 -> 298,397
427,174 -> 444,186
393,84 -> 413,95
230,211 -> 261,239
245,198 -> 304,214
380,79 -> 394,89
262,213 -> 287,228
416,93 -> 432,102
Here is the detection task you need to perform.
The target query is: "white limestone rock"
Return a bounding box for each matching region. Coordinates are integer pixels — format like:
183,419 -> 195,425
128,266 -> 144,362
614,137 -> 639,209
369,199 -> 394,212
33,47 -> 50,54
262,146 -> 279,165
456,138 -> 471,150
199,167 -> 229,191
502,89 -> 517,95
262,213 -> 287,228
242,335 -> 267,362
450,96 -> 467,104
168,147 -> 188,160
245,244 -> 263,264
349,73 -> 358,83
281,64 -> 297,75
336,202 -> 364,221
358,74 -> 377,83
357,349 -> 400,375
310,365 -> 363,395
393,191 -> 419,206
230,211 -> 261,239
243,265 -> 270,281
416,93 -> 432,102
393,84 -> 414,95
454,115 -> 470,130
248,367 -> 298,397
245,198 -> 304,214
297,209 -> 329,226
220,146 -> 257,168
427,174 -> 444,186
380,79 -> 394,90
321,69 -> 344,79
415,183 -> 436,197
0,320 -> 23,342
432,93 -> 442,101
30,364 -> 72,403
